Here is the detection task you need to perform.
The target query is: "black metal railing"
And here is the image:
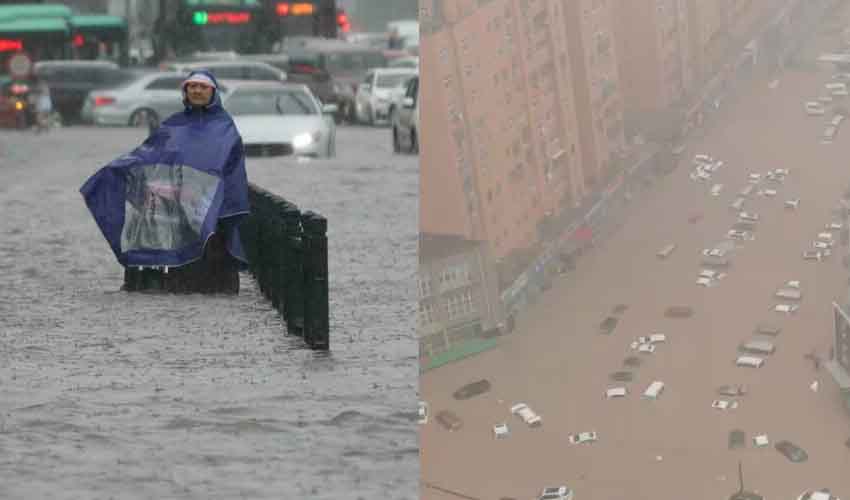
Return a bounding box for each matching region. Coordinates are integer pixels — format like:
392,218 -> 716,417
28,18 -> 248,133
240,183 -> 329,350
123,183 -> 330,350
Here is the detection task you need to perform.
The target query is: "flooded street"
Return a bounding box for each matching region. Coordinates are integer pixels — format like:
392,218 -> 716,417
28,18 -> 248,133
421,5 -> 850,500
0,124 -> 418,499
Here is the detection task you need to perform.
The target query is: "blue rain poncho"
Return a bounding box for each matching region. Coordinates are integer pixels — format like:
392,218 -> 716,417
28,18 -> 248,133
80,70 -> 249,269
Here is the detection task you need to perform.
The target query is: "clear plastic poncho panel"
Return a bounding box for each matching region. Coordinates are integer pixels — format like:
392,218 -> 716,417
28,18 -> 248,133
121,163 -> 220,253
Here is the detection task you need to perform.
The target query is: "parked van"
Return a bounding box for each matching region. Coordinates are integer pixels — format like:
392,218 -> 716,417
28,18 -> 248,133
826,82 -> 849,96
643,381 -> 665,399
736,356 -> 765,368
657,243 -> 677,259
739,340 -> 776,355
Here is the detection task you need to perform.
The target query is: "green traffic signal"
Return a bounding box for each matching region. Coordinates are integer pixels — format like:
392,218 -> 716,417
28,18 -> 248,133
192,11 -> 208,25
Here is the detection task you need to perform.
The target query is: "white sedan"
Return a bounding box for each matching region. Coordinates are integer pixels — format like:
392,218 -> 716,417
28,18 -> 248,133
568,431 -> 598,444
827,222 -> 843,230
711,399 -> 739,410
702,248 -> 726,258
774,304 -> 799,314
224,81 -> 337,157
510,403 -> 542,427
493,423 -> 509,438
796,490 -> 841,500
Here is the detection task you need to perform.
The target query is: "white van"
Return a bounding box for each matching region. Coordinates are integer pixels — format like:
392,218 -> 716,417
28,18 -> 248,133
739,340 -> 776,355
643,381 -> 665,399
826,82 -> 849,96
736,356 -> 765,368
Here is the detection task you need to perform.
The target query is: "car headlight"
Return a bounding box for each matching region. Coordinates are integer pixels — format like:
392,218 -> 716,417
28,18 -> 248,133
293,131 -> 321,149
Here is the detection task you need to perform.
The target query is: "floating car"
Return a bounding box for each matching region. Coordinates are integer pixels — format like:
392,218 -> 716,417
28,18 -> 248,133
418,401 -> 428,424
711,399 -> 739,410
774,304 -> 799,314
718,384 -> 747,397
796,489 -> 841,500
702,248 -> 727,258
568,431 -> 598,444
776,440 -> 808,463
435,410 -> 463,431
727,229 -> 754,240
539,486 -> 574,500
510,403 -> 542,427
803,250 -> 828,261
605,387 -> 628,399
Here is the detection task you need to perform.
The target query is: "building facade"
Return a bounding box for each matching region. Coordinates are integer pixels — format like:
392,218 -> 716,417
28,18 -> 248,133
418,233 -> 504,360
420,0 -> 621,268
613,0 -> 694,136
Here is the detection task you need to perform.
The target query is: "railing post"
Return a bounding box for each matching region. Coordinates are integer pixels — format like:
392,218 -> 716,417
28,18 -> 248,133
301,210 -> 329,350
283,202 -> 304,338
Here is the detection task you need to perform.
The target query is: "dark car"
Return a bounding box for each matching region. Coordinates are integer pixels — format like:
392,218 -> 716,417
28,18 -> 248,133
728,429 -> 746,449
244,53 -> 339,121
775,440 -> 808,462
282,38 -> 388,123
435,410 -> 463,431
453,379 -> 491,400
34,60 -> 134,124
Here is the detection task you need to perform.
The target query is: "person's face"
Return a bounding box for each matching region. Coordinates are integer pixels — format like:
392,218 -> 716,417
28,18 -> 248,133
186,82 -> 214,107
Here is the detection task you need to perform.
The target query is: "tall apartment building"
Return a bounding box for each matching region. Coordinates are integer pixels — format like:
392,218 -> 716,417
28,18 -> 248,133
562,0 -> 626,188
420,0 -> 622,272
613,0 -> 694,132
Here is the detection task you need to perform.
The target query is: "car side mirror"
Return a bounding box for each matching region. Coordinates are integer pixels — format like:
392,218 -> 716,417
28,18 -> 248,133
322,103 -> 338,114
402,96 -> 415,109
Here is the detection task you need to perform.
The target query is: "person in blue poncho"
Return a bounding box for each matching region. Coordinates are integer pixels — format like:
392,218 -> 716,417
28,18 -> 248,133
81,69 -> 250,294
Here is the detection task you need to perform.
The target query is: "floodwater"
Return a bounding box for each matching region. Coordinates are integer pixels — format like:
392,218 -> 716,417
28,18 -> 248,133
421,5 -> 850,500
0,124 -> 418,499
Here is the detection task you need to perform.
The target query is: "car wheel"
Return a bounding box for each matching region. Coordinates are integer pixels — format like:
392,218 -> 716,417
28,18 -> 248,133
129,108 -> 158,128
410,128 -> 419,154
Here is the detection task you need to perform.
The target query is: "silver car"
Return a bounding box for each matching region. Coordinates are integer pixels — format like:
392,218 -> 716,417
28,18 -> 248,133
220,80 -> 337,158
84,71 -> 187,127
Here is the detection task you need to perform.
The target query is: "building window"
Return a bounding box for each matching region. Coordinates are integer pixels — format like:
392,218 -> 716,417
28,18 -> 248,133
419,302 -> 435,326
446,290 -> 475,320
439,264 -> 471,291
418,277 -> 432,298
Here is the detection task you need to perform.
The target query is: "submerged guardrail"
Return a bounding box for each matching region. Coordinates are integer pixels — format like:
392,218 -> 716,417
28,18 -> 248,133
123,183 -> 330,350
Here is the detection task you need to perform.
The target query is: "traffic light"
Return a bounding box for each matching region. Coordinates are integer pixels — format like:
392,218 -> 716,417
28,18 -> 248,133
336,8 -> 349,32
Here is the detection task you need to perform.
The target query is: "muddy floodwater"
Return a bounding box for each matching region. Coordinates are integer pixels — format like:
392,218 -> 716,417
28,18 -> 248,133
0,125 -> 418,499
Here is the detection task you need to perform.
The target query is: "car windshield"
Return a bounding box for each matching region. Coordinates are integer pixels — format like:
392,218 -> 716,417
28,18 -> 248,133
375,73 -> 412,88
226,89 -> 318,116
